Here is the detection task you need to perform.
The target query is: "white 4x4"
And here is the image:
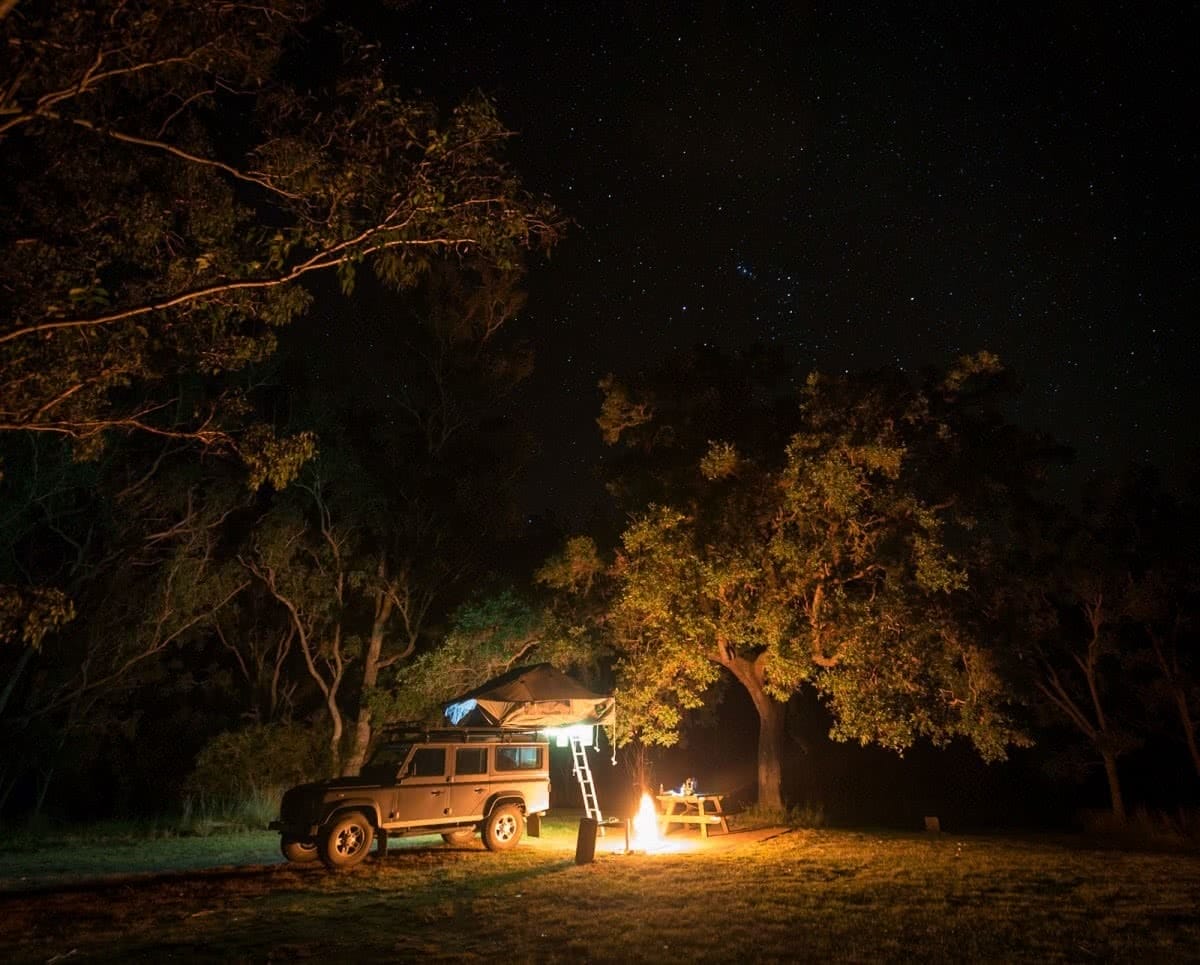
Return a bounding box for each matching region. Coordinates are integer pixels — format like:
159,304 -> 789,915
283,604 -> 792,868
270,727 -> 551,870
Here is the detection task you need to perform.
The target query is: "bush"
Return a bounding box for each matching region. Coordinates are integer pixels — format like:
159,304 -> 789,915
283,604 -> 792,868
735,800 -> 826,829
186,722 -> 328,809
1078,807 -> 1200,849
181,722 -> 330,833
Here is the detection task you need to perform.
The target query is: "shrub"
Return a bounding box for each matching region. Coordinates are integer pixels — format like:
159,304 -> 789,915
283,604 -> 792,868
187,722 -> 329,802
736,800 -> 826,829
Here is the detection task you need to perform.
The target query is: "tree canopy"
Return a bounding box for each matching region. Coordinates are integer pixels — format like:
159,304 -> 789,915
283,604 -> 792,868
0,0 -> 560,471
550,353 -> 1038,808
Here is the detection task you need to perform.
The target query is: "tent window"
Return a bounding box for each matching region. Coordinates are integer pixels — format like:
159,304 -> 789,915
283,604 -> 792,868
455,747 -> 488,776
495,746 -> 543,771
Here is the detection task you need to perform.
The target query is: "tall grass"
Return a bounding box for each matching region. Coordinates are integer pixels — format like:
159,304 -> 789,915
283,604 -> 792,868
1078,806 -> 1200,849
0,787 -> 286,852
178,784 -> 284,836
735,799 -> 826,829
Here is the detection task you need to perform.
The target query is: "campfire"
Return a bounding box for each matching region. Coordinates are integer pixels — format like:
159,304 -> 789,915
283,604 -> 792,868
629,791 -> 661,851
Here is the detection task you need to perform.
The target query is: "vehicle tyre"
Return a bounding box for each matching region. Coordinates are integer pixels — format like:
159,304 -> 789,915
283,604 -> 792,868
280,835 -> 319,864
442,829 -> 476,846
319,811 -> 374,871
482,804 -> 523,852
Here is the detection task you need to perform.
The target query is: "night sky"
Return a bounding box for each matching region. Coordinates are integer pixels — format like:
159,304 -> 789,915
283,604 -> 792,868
347,1 -> 1197,520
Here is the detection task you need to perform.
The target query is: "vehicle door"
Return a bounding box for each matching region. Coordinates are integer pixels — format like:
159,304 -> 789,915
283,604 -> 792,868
391,746 -> 450,823
448,746 -> 490,820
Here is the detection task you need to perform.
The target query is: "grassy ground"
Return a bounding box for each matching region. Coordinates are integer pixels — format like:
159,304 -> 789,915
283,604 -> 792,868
2,818 -> 1199,962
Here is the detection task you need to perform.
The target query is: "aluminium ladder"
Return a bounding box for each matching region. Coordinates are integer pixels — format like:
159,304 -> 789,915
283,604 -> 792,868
568,733 -> 603,830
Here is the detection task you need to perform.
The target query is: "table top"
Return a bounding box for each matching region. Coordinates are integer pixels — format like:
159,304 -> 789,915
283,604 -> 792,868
656,791 -> 722,803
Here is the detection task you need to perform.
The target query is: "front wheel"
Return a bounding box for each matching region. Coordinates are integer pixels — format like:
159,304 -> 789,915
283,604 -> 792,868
482,804 -> 523,852
280,835 -> 319,864
319,811 -> 375,871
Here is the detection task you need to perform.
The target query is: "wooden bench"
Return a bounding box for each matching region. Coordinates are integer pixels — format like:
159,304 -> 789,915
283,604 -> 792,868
656,793 -> 730,838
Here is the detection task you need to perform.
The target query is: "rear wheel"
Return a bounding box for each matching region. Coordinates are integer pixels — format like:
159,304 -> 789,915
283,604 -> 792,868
280,835 -> 319,864
482,804 -> 523,852
319,811 -> 374,871
442,829 -> 476,846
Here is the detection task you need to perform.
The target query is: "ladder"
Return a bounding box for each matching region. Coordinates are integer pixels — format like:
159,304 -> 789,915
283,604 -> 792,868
569,733 -> 603,828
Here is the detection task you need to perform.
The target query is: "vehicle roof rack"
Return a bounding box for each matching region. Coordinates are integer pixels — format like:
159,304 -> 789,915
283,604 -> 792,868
380,724 -> 544,743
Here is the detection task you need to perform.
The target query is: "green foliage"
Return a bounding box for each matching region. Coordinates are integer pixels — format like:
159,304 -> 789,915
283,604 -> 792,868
578,359 -> 1030,764
535,536 -> 605,595
241,427 -> 318,491
187,722 -> 329,799
0,585 -> 76,649
596,374 -> 654,445
0,0 -> 562,467
699,441 -> 740,480
382,591 -> 547,722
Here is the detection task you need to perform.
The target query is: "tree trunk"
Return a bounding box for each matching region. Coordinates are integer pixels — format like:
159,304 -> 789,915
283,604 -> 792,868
723,652 -> 785,810
1170,686 -> 1200,780
344,573 -> 398,776
343,628 -> 383,777
326,694 -> 343,775
1100,750 -> 1126,823
0,646 -> 33,718
754,696 -> 786,811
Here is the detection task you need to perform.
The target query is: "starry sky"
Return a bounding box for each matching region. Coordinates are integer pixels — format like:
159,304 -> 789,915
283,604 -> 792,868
355,1 -> 1197,520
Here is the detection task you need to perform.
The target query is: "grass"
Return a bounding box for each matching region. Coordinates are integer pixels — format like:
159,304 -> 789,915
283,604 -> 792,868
1,817 -> 1199,962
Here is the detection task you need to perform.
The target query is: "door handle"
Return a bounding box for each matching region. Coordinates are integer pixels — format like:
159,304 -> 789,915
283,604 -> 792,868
474,787 -> 485,792
430,790 -> 443,796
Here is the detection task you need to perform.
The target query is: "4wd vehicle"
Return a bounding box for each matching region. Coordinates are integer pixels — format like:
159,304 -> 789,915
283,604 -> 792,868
270,727 -> 551,871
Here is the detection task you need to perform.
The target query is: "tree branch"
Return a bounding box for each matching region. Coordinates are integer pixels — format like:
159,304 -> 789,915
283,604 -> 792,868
1,222 -> 476,347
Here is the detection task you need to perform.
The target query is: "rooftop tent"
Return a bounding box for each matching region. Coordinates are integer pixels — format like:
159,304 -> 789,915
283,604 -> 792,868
444,663 -> 615,728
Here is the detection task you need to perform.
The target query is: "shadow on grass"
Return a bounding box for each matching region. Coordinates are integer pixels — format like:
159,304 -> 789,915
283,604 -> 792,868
0,859 -> 317,899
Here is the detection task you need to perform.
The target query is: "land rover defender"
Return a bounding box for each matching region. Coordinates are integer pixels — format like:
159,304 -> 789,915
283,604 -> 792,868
270,726 -> 551,870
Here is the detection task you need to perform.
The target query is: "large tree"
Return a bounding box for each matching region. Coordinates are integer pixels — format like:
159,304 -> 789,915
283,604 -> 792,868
0,0 -> 559,465
0,0 -> 562,808
561,354 -> 1034,809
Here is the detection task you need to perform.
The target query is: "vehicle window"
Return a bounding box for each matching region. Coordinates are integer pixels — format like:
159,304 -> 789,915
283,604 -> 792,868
365,743 -> 411,770
409,747 -> 446,777
495,745 -> 543,771
455,747 -> 488,776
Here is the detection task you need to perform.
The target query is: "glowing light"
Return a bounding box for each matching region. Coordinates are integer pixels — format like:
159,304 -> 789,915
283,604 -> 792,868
542,724 -> 596,748
631,792 -> 660,851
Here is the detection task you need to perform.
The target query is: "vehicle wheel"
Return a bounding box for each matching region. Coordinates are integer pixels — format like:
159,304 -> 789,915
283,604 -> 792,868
280,835 -> 319,864
482,804 -> 523,852
442,829 -> 476,846
319,811 -> 375,871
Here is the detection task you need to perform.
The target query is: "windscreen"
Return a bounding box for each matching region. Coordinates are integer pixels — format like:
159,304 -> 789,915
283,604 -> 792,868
364,743 -> 411,772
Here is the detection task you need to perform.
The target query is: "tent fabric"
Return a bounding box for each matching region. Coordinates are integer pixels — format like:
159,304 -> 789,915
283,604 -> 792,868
443,663 -> 615,728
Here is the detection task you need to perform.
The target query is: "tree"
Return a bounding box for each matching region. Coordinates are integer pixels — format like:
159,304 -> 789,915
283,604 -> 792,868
1117,470 -> 1200,781
240,473 -> 359,774
1015,465 -> 1200,821
0,0 -> 560,467
1031,467 -> 1200,810
1031,566 -> 1137,822
385,591 -> 548,723
1133,568 -> 1200,780
561,355 -> 1031,809
0,1 -> 563,803
0,463 -> 248,814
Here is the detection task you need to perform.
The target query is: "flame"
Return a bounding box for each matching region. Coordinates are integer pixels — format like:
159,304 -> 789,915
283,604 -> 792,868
631,791 -> 660,850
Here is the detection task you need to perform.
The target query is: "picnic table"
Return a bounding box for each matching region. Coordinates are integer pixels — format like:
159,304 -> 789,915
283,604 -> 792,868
656,792 -> 730,838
